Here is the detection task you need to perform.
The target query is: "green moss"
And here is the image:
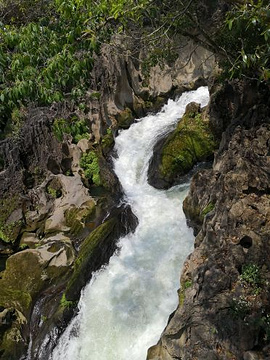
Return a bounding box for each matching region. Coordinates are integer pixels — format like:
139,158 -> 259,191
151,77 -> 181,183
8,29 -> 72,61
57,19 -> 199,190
89,91 -> 101,100
183,280 -> 192,289
178,288 -> 186,307
201,202 -> 215,217
52,116 -> 90,143
46,183 -> 62,199
117,108 -> 134,129
0,195 -> 23,244
66,217 -> 117,299
160,112 -> 217,181
1,323 -> 27,360
101,129 -> 114,154
64,203 -> 96,237
80,151 -> 101,186
60,293 -> 75,309
179,279 -> 192,306
0,220 -> 23,244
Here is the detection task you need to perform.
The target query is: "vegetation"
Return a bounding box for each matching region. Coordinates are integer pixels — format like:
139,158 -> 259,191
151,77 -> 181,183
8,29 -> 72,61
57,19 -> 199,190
0,0 -> 269,138
0,196 -> 22,244
231,263 -> 270,342
221,0 -> 270,81
80,151 -> 101,186
202,202 -> 215,217
60,293 -> 74,309
52,116 -> 90,143
240,264 -> 262,289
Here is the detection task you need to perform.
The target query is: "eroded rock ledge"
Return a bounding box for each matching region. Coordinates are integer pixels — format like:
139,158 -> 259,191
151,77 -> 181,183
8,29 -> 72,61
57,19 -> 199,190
147,81 -> 270,360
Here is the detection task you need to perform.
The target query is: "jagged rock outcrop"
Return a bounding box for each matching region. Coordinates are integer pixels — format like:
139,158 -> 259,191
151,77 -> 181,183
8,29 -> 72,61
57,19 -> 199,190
85,37 -> 216,140
147,81 -> 270,360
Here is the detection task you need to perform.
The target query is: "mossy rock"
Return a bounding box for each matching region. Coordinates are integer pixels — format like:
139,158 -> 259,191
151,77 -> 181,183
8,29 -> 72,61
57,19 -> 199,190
65,217 -> 118,301
148,104 -> 217,189
0,195 -> 23,244
0,252 -> 44,314
64,202 -> 96,237
0,252 -> 44,358
46,178 -> 62,199
101,130 -> 114,155
116,108 -> 134,129
0,322 -> 27,360
161,112 -> 216,177
0,244 -> 74,359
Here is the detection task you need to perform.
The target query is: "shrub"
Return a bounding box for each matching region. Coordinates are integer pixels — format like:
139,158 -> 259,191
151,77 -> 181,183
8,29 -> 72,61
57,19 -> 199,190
80,151 -> 101,186
52,116 -> 89,143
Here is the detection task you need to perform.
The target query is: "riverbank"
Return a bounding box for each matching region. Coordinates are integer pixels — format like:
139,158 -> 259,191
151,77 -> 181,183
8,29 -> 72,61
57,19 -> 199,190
147,80 -> 270,359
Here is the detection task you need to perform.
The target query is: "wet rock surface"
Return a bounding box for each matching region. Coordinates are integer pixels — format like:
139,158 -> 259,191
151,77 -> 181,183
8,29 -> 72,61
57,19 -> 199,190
147,82 -> 270,360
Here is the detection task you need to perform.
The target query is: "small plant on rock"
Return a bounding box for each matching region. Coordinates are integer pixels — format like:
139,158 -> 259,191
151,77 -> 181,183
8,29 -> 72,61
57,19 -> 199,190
80,151 -> 101,186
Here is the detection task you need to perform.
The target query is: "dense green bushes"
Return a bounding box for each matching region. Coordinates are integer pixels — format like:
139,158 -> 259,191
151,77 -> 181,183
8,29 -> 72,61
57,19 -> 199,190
0,0 -> 269,138
0,0 -> 151,135
220,0 -> 270,81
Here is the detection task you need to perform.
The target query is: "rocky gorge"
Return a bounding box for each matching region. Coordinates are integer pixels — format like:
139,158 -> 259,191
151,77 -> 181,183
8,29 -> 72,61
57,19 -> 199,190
0,36 -> 215,359
0,0 -> 270,358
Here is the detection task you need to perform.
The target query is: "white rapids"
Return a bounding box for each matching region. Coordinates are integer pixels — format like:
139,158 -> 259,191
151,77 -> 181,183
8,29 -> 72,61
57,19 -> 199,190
49,86 -> 209,360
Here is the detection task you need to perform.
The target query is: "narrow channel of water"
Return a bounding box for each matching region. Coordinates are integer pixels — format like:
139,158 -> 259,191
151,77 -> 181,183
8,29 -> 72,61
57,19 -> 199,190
50,87 -> 209,360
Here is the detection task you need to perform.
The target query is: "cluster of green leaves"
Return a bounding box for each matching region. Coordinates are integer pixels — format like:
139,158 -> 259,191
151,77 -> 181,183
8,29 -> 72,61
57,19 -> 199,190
52,116 -> 89,143
60,292 -> 75,309
0,0 -> 153,137
80,151 -> 101,186
220,0 -> 270,80
240,264 -> 262,290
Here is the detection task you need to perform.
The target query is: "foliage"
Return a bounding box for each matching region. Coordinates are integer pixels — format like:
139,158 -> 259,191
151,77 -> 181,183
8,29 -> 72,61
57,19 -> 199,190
47,186 -> 60,199
0,0 -> 225,137
80,151 -> 101,186
240,264 -> 261,288
0,0 -> 268,138
220,0 -> 270,80
202,202 -> 215,217
0,0 -> 150,135
52,116 -> 89,143
60,293 -> 74,309
183,280 -> 192,289
231,295 -> 252,320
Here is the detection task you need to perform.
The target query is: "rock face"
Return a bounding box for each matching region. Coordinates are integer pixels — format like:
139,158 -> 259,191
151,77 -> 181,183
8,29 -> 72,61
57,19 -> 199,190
147,81 -> 270,360
87,37 -> 216,140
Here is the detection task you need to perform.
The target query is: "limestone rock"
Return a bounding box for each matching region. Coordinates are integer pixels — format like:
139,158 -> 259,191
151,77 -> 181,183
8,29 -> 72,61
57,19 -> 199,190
147,87 -> 270,359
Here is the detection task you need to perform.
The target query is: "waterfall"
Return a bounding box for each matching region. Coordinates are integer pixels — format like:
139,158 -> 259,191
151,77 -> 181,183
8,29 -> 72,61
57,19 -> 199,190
49,86 -> 209,360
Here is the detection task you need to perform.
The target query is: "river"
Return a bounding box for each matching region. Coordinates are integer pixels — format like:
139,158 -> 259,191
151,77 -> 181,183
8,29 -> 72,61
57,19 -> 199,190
49,86 -> 209,360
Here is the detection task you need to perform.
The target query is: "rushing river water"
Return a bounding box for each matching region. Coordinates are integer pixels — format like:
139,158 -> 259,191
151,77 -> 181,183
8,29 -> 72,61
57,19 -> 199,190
50,87 -> 209,360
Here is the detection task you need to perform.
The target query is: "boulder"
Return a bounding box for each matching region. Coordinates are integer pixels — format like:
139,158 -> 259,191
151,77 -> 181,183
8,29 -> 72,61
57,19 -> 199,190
148,103 -> 217,189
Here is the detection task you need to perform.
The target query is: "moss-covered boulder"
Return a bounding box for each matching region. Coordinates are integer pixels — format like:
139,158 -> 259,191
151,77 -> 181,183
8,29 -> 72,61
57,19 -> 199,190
148,102 -> 217,189
116,108 -> 134,129
65,204 -> 138,302
0,195 -> 23,246
0,239 -> 75,360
